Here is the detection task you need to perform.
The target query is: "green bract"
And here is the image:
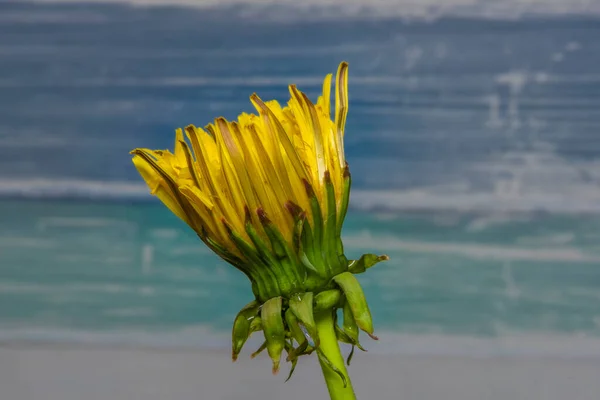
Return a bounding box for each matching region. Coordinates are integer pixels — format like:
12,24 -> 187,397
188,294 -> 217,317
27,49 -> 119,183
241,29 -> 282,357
229,164 -> 387,377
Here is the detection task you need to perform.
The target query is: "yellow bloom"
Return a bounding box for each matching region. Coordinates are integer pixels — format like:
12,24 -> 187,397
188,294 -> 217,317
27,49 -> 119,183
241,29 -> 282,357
131,62 -> 387,378
133,64 -> 347,255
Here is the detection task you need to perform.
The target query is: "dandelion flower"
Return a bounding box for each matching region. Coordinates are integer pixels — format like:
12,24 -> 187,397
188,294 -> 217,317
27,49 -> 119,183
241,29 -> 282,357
131,62 -> 388,400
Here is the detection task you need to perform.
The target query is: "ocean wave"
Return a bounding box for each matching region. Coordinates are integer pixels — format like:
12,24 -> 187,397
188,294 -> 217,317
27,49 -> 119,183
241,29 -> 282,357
350,188 -> 600,214
2,178 -> 600,213
343,231 -> 600,263
0,179 -> 150,200
31,0 -> 600,21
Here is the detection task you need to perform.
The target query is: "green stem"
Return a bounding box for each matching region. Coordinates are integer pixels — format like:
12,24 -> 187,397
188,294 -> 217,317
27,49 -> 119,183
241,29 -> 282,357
315,309 -> 357,400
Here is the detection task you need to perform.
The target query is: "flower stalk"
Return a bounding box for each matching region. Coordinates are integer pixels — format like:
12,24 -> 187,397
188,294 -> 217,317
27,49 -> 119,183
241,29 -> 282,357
315,309 -> 356,400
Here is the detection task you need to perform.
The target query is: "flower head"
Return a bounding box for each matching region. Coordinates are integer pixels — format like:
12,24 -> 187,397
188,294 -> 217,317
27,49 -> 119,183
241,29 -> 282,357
131,62 -> 387,377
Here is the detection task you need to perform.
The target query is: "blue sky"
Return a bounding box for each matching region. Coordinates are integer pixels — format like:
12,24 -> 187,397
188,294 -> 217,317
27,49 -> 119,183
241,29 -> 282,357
1,0 -> 600,212
21,0 -> 600,20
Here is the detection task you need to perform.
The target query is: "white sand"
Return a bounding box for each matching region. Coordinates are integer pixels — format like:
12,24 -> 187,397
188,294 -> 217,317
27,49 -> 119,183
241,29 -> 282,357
2,344 -> 600,400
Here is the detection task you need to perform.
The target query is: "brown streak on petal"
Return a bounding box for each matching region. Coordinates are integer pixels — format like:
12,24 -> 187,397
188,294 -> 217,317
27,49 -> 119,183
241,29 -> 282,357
256,207 -> 271,225
302,178 -> 315,198
244,205 -> 252,224
184,125 -> 195,135
285,201 -> 303,218
221,218 -> 233,235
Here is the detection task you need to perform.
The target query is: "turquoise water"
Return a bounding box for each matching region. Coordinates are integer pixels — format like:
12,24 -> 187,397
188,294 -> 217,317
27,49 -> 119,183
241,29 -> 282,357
2,1 -> 600,357
2,199 -> 599,350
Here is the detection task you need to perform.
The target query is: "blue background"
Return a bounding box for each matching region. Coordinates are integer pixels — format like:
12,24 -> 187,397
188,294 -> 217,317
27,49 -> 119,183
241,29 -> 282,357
1,0 -> 600,355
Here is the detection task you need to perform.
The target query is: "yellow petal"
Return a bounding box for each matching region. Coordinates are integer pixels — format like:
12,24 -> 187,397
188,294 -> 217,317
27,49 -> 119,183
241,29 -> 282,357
334,61 -> 349,167
317,73 -> 333,118
131,152 -> 189,224
250,95 -> 309,189
214,118 -> 255,234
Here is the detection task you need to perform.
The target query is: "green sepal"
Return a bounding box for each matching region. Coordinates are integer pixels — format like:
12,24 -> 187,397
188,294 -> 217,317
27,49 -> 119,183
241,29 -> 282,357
284,341 -> 299,382
323,171 -> 342,275
257,208 -> 302,293
244,210 -> 293,299
300,250 -> 320,275
335,305 -> 365,365
285,338 -> 311,362
333,325 -> 358,365
285,201 -> 305,255
251,341 -> 267,358
222,220 -> 274,299
288,292 -> 319,348
222,220 -> 261,266
284,309 -> 314,365
300,216 -> 319,271
284,309 -> 306,345
249,316 -> 262,333
348,253 -> 390,274
286,201 -> 322,278
317,348 -> 347,388
314,289 -> 342,312
337,305 -> 366,351
333,272 -> 378,339
197,229 -> 245,275
286,201 -> 323,280
302,179 -> 325,273
231,300 -> 260,361
291,338 -> 311,359
334,323 -> 351,344
334,324 -> 365,350
336,163 -> 351,242
342,297 -> 360,344
347,345 -> 355,365
261,296 -> 286,375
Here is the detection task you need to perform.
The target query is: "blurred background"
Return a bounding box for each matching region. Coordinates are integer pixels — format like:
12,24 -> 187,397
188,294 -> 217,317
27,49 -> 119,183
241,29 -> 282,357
1,0 -> 600,399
